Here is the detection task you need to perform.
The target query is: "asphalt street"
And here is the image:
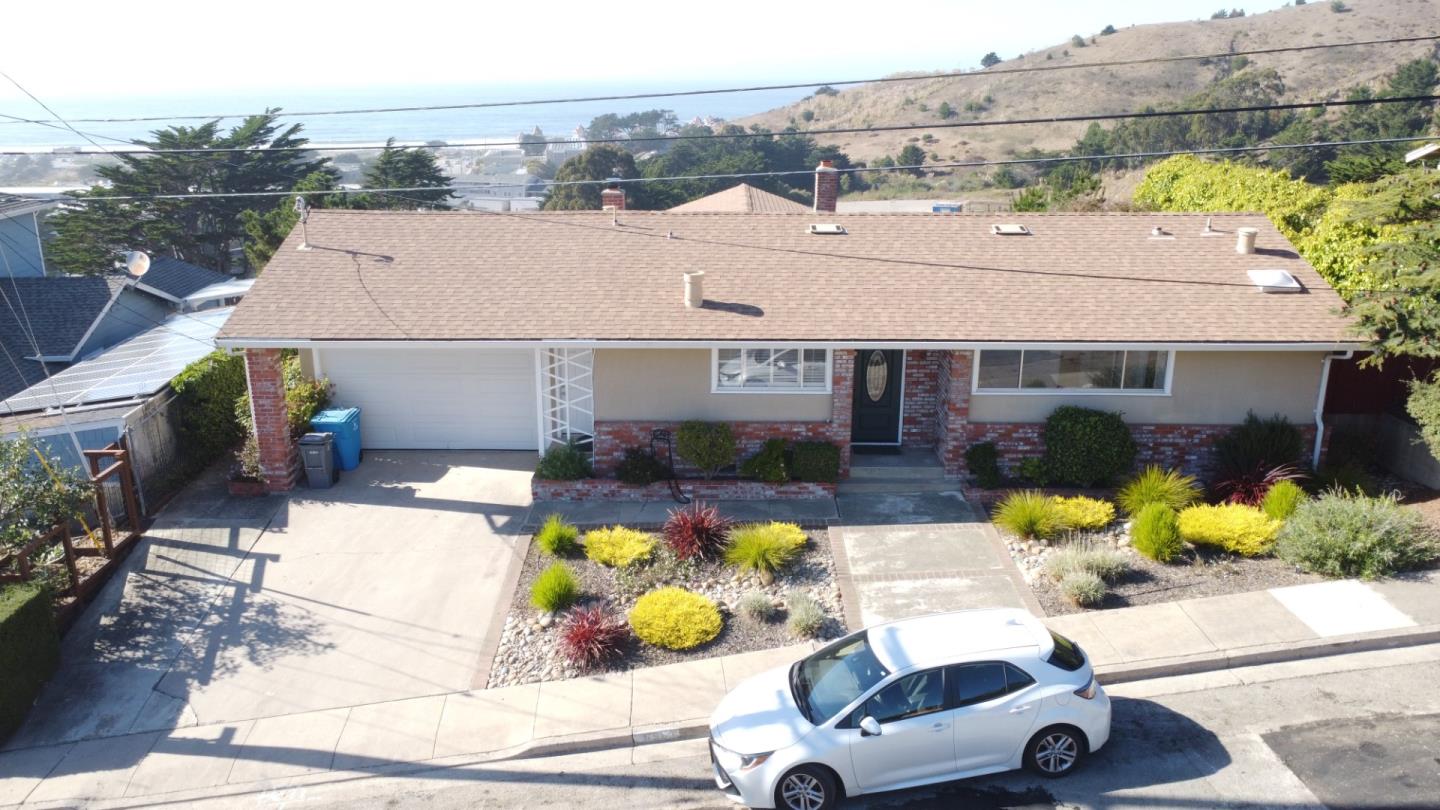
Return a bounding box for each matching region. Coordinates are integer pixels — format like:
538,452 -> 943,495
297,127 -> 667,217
169,645 -> 1440,810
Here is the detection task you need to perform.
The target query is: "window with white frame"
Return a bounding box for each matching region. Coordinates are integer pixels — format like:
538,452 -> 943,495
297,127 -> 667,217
713,348 -> 831,392
975,349 -> 1172,393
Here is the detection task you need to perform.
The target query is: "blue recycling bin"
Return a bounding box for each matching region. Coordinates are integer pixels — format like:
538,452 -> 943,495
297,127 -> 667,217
310,407 -> 362,471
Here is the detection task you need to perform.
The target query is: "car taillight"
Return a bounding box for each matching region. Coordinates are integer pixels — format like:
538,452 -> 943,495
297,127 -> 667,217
1074,677 -> 1098,700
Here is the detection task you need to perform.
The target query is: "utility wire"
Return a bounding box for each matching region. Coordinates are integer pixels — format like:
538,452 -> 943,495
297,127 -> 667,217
61,134 -> 1440,201
7,93 -> 1439,158
4,33 -> 1437,127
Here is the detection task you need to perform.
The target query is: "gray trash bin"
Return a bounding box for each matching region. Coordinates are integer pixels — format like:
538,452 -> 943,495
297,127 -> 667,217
299,432 -> 337,489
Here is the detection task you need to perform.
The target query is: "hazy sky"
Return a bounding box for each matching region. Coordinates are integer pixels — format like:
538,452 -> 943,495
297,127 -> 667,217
1,0 -> 1293,102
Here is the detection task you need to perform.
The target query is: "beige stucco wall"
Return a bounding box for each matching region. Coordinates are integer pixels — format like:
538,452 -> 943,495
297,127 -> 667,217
967,351 -> 1326,425
594,349 -> 833,422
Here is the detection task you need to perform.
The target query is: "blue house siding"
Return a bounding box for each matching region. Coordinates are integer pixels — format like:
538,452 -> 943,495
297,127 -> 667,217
0,214 -> 45,277
77,287 -> 169,359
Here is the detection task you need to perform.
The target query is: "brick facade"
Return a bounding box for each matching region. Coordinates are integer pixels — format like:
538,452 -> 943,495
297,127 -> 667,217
244,348 -> 299,493
592,420 -> 840,478
533,477 -> 835,501
967,421 -> 1320,480
934,350 -> 974,477
901,350 -> 942,447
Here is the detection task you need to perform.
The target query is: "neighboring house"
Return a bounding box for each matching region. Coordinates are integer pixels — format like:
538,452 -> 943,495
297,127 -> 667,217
132,256 -> 253,311
668,183 -> 809,214
0,194 -> 55,277
0,307 -> 234,510
217,166 -> 1360,493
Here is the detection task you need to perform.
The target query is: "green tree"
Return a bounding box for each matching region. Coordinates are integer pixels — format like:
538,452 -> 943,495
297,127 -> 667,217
543,144 -> 651,210
349,139 -> 454,210
637,125 -> 862,208
897,143 -> 927,174
1070,34 -> 1087,48
519,127 -> 547,157
1101,24 -> 1117,35
585,109 -> 679,152
1,433 -> 89,554
937,101 -> 954,119
240,170 -> 341,271
980,52 -> 1002,68
44,112 -> 331,274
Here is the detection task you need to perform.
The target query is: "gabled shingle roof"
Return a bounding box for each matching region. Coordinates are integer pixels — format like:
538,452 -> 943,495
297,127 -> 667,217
217,210 -> 1355,346
135,256 -> 229,302
0,275 -> 123,400
0,193 -> 54,219
668,183 -> 810,214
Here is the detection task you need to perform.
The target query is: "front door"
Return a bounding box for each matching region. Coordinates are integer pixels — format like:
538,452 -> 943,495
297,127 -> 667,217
852,349 -> 903,445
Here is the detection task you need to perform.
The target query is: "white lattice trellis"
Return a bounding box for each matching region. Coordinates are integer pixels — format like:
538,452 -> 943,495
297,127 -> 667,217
536,348 -> 595,452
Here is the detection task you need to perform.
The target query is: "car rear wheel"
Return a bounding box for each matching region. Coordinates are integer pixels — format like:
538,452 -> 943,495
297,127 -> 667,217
774,765 -> 837,810
1024,725 -> 1085,778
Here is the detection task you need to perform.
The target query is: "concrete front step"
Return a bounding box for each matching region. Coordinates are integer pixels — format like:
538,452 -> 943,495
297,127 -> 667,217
847,464 -> 947,481
837,480 -> 964,494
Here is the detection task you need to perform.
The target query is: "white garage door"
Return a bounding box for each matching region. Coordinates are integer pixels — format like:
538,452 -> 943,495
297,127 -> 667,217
316,348 -> 538,450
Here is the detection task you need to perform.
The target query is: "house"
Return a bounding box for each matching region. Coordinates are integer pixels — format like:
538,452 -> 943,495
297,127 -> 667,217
131,256 -> 253,311
216,163 -> 1360,495
0,193 -> 55,277
668,183 -> 809,214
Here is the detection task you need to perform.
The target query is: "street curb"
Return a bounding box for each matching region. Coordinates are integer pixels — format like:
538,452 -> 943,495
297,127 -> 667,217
1093,623 -> 1440,684
505,624 -> 1440,762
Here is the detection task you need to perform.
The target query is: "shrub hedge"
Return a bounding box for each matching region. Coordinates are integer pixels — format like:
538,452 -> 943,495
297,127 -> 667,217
1276,491 -> 1439,579
536,443 -> 591,480
1177,504 -> 1281,556
1041,406 -> 1135,487
964,442 -> 1002,489
0,583 -> 58,739
740,439 -> 789,483
629,587 -> 722,649
792,442 -> 841,483
170,350 -> 247,466
615,446 -> 669,486
1052,496 -> 1116,531
584,527 -> 656,568
675,421 -> 735,480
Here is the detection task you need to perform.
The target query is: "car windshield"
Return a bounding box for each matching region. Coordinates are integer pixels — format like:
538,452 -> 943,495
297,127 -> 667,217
792,633 -> 890,724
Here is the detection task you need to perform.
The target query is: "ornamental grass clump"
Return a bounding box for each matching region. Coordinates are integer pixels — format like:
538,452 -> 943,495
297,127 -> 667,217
629,587 -> 723,650
584,527 -> 656,568
1052,496 -> 1116,531
1177,504 -> 1281,557
738,589 -> 778,622
786,592 -> 826,639
1131,503 -> 1183,563
558,605 -> 629,671
535,514 -> 579,556
1059,571 -> 1106,607
530,562 -> 579,612
1261,479 -> 1307,521
662,502 -> 732,560
724,522 -> 807,580
1276,491 -> 1439,579
1043,541 -> 1129,584
1117,466 -> 1201,515
993,490 -> 1064,540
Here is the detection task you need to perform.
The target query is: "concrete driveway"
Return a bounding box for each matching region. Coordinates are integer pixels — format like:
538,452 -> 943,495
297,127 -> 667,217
5,451 -> 533,751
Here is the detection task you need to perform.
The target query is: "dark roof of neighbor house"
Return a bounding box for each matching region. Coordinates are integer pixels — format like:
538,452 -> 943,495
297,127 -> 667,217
216,210 -> 1356,346
135,256 -> 229,301
668,184 -> 810,214
0,275 -> 124,400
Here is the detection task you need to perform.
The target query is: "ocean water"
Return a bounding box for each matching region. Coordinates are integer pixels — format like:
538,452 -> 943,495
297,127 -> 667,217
0,82 -> 811,149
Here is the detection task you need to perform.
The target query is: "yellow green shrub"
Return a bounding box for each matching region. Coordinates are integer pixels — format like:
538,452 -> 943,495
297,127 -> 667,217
1177,504 -> 1281,557
1053,496 -> 1116,531
584,527 -> 655,568
629,587 -> 722,650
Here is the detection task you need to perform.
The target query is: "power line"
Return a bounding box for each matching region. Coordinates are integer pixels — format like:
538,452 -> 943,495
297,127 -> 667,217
8,93 -> 1439,158
61,134 -> 1440,201
4,33 -> 1437,128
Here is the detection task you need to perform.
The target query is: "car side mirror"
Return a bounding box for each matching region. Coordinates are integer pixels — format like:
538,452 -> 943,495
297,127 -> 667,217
859,716 -> 881,737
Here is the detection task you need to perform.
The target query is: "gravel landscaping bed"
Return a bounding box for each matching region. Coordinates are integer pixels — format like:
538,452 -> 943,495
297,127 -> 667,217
1001,521 -> 1323,616
487,529 -> 846,688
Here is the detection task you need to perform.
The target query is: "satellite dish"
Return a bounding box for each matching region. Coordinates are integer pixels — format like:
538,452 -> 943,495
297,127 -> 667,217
125,251 -> 150,277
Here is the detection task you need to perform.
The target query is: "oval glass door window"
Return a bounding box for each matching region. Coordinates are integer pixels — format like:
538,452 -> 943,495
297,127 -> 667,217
865,353 -> 888,402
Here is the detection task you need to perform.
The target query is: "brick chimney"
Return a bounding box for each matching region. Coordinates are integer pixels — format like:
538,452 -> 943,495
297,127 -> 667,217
813,160 -> 839,213
600,177 -> 626,210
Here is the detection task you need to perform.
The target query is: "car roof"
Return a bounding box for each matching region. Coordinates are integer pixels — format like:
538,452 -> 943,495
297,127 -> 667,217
865,608 -> 1054,673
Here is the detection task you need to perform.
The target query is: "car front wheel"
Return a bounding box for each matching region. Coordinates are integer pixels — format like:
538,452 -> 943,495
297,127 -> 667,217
1024,726 -> 1085,778
774,765 -> 838,810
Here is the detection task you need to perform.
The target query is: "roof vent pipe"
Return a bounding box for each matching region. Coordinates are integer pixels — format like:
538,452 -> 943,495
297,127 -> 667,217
1236,227 -> 1258,254
684,270 -> 704,308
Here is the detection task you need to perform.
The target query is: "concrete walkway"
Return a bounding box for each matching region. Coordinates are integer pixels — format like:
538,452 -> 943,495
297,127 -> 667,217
832,491 -> 1039,627
3,573 -> 1437,806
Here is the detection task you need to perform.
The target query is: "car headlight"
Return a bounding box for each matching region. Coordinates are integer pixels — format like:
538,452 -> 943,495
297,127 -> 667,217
738,752 -> 773,771
1074,677 -> 1098,700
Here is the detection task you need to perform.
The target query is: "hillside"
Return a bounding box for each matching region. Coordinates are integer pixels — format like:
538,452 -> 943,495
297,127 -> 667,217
740,0 -> 1439,175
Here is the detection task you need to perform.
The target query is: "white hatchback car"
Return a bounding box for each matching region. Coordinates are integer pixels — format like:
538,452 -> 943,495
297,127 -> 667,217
708,608 -> 1110,810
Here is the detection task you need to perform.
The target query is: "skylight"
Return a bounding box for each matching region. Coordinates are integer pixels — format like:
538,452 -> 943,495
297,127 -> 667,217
808,223 -> 847,235
1247,269 -> 1303,293
991,224 -> 1030,236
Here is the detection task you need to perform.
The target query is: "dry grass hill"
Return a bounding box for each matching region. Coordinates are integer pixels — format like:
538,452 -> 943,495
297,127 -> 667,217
740,0 -> 1438,178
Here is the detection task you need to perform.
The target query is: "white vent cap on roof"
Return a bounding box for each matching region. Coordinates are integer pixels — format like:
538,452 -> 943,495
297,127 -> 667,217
809,223 -> 847,235
991,223 -> 1030,235
1248,268 -> 1302,293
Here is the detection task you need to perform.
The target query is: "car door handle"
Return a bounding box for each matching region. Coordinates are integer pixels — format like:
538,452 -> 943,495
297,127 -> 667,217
1009,705 -> 1032,714
929,721 -> 951,732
